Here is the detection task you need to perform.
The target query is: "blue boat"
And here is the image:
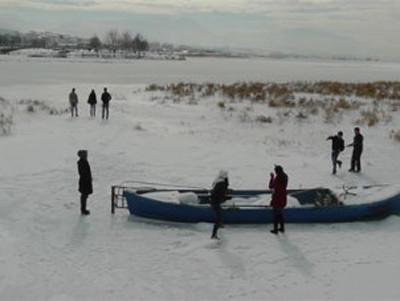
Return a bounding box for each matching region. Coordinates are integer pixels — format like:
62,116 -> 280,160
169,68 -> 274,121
122,187 -> 400,224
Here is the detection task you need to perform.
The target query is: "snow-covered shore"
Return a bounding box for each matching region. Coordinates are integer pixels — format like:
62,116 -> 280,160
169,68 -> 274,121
1,57 -> 400,300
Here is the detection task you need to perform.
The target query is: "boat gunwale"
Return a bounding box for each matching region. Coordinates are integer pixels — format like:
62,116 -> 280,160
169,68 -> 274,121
124,189 -> 398,210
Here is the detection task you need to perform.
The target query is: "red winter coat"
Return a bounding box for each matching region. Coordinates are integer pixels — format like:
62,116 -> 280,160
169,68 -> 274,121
269,172 -> 288,208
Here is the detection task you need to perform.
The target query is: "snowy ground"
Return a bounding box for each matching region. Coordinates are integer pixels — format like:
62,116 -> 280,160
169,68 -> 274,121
1,57 -> 400,300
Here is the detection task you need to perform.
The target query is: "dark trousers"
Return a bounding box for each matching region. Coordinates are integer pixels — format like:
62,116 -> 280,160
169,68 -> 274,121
80,193 -> 88,213
272,208 -> 284,232
351,150 -> 362,172
211,204 -> 222,238
331,150 -> 342,174
102,104 -> 109,119
71,105 -> 78,117
90,104 -> 96,117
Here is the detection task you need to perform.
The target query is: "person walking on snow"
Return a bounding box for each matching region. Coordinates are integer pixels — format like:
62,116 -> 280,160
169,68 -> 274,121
101,87 -> 112,120
87,89 -> 97,117
69,88 -> 79,117
269,165 -> 288,234
348,127 -> 364,172
77,150 -> 93,215
210,170 -> 229,240
327,131 -> 345,174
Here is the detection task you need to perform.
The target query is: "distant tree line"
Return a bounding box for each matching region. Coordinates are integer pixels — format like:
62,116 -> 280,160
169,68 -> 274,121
0,29 -> 150,56
0,33 -> 23,47
0,31 -> 87,53
89,30 -> 149,57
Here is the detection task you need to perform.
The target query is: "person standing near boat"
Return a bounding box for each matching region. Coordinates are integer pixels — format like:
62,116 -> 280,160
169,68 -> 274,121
348,127 -> 364,172
87,89 -> 97,117
77,149 -> 93,215
101,87 -> 112,120
69,88 -> 79,117
326,131 -> 345,175
210,170 -> 229,240
269,165 -> 288,234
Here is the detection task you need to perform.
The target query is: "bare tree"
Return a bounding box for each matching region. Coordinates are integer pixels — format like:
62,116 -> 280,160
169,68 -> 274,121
133,34 -> 148,58
140,39 -> 149,52
31,36 -> 46,48
89,35 -> 102,56
105,29 -> 119,57
120,31 -> 133,57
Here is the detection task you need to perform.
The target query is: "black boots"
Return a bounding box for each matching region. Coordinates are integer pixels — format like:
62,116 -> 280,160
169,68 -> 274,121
270,227 -> 284,234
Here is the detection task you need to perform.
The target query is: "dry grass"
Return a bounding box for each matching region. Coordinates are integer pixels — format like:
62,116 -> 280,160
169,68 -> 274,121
146,81 -> 400,102
255,115 -> 273,123
296,111 -> 308,120
0,97 -> 13,135
19,99 -> 66,115
0,112 -> 13,135
356,107 -> 392,127
217,101 -> 226,109
359,109 -> 380,127
146,84 -> 165,92
390,130 -> 400,142
145,81 -> 400,127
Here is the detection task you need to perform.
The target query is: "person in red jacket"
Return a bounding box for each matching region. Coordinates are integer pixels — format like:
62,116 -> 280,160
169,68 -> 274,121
269,165 -> 288,234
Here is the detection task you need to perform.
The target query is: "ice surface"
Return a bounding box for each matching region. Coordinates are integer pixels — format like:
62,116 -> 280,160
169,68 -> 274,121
1,56 -> 400,300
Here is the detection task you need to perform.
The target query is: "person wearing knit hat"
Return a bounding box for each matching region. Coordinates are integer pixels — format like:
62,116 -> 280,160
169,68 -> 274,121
77,149 -> 92,215
210,170 -> 229,240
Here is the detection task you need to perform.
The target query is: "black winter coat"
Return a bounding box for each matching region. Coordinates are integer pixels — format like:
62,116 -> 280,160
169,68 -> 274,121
327,135 -> 345,152
210,179 -> 229,205
88,91 -> 97,105
101,92 -> 111,105
352,133 -> 363,153
78,158 -> 93,195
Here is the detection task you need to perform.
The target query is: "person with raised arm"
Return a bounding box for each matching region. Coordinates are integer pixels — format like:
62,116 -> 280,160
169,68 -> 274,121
269,165 -> 288,234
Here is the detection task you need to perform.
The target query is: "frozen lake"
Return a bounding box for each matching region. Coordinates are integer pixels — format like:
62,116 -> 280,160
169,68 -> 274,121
1,55 -> 400,86
2,53 -> 400,300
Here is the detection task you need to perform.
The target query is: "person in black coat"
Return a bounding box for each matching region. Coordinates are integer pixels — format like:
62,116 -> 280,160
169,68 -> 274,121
210,170 -> 229,239
69,88 -> 79,117
348,127 -> 364,172
101,87 -> 112,120
77,149 -> 93,215
326,131 -> 345,174
87,89 -> 97,117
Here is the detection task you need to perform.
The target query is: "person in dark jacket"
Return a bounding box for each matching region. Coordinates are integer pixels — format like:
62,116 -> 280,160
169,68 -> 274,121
348,127 -> 364,172
87,89 -> 97,117
101,87 -> 112,120
327,131 -> 345,174
269,165 -> 288,234
69,88 -> 79,117
77,149 -> 93,215
210,170 -> 229,239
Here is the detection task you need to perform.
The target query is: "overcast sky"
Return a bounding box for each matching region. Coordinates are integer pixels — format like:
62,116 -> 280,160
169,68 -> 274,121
1,0 -> 400,59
